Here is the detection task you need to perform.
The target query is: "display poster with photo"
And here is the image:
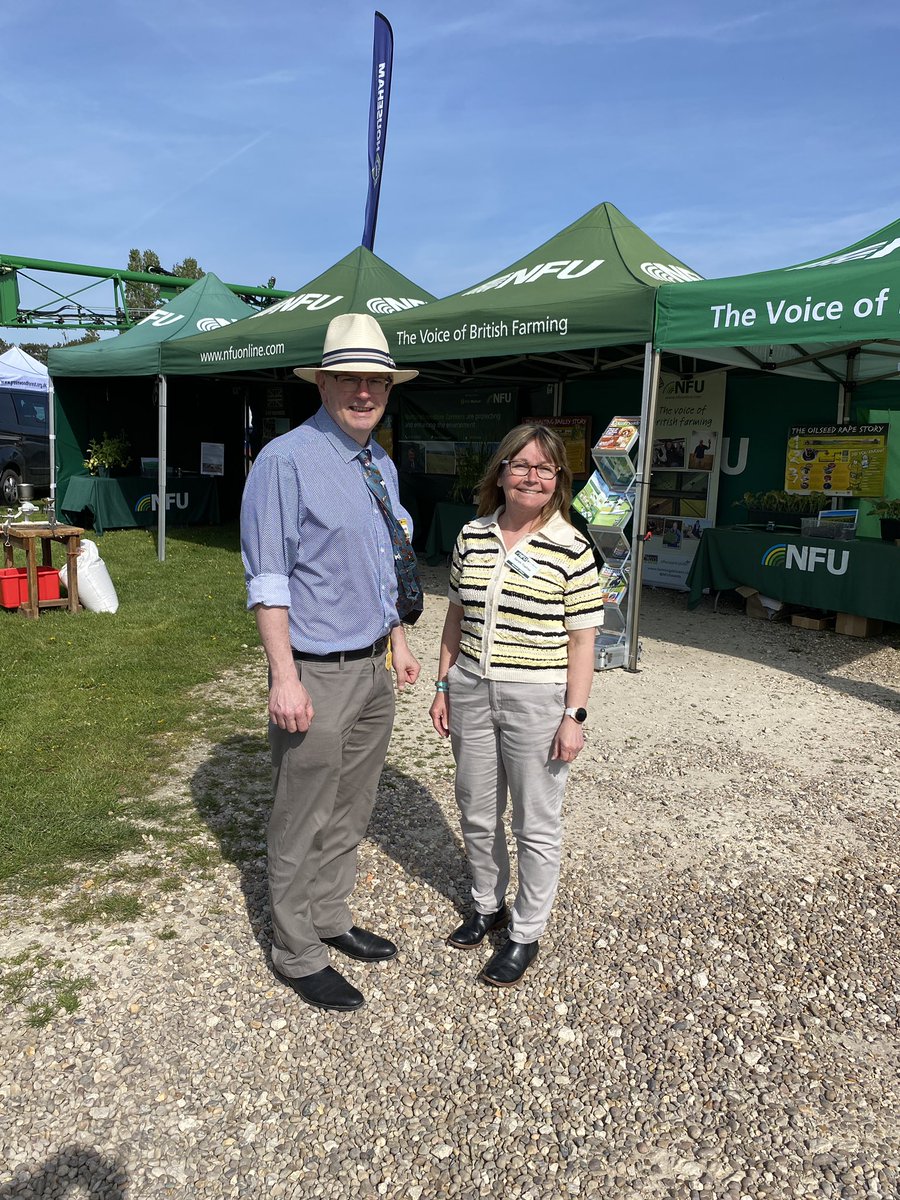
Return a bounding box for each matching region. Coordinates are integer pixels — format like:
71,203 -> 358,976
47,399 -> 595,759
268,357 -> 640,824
398,387 -> 517,476
643,516 -> 714,588
645,371 -> 726,589
541,416 -> 592,478
200,442 -> 225,476
784,424 -> 888,498
261,386 -> 288,446
374,416 -> 393,458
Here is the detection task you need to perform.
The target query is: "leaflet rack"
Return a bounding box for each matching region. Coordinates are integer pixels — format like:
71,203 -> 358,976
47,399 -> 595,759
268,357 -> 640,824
571,416 -> 641,670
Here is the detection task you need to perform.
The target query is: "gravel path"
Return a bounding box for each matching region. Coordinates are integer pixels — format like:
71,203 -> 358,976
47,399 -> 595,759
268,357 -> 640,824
2,566 -> 898,1199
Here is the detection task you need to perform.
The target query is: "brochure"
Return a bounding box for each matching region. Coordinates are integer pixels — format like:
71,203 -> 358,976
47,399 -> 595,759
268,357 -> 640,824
595,416 -> 639,455
589,492 -> 633,529
598,565 -> 628,607
572,471 -> 609,523
595,451 -> 636,490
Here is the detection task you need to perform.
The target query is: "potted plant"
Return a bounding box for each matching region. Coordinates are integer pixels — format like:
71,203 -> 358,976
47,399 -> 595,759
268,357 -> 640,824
868,497 -> 900,542
84,431 -> 132,477
450,443 -> 493,505
735,489 -> 828,529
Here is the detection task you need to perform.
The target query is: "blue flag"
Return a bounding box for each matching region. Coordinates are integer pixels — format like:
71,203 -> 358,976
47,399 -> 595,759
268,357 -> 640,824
362,11 -> 393,251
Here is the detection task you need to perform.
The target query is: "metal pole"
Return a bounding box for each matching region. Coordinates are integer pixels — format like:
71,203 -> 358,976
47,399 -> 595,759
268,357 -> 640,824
47,376 -> 57,525
625,343 -> 662,672
157,374 -> 167,562
551,381 -> 563,417
837,347 -> 857,424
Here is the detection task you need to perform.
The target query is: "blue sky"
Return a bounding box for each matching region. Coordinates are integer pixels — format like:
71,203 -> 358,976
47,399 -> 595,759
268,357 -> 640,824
3,0 -> 898,336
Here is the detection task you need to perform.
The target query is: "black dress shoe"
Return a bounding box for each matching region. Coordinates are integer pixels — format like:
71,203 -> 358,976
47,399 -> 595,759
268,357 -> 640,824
320,926 -> 398,962
481,939 -> 539,987
447,905 -> 509,949
274,965 -> 364,1012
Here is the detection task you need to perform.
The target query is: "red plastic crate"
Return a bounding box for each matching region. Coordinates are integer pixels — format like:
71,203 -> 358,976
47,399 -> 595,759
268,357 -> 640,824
0,566 -> 61,608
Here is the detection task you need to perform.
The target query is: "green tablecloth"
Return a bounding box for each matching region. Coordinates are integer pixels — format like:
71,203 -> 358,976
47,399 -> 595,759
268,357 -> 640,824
424,502 -> 476,564
60,474 -> 220,535
687,527 -> 900,622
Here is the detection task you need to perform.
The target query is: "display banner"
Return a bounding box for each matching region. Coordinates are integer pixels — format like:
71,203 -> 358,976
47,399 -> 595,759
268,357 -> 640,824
644,371 -> 726,589
398,387 -> 517,476
784,423 -> 888,498
362,12 -> 393,251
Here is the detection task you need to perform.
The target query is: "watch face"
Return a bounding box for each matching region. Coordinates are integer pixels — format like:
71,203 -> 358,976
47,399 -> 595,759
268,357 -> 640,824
574,707 -> 587,723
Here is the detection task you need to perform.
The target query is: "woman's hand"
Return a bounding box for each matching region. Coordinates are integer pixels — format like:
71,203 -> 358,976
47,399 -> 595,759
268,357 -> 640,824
430,691 -> 450,738
551,716 -> 584,762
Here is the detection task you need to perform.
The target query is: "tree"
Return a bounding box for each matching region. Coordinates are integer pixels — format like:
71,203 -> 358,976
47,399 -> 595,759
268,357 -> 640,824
0,331 -> 100,365
124,249 -> 205,316
171,256 -> 203,281
125,249 -> 163,314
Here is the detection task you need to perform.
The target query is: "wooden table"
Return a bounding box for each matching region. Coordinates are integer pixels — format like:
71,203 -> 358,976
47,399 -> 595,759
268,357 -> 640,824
2,523 -> 83,618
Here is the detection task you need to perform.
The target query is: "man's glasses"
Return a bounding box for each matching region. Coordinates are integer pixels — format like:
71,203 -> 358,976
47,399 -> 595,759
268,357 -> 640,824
502,459 -> 560,481
333,374 -> 393,395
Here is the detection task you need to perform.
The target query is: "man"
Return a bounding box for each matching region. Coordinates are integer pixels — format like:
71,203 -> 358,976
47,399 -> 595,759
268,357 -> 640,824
241,313 -> 422,1012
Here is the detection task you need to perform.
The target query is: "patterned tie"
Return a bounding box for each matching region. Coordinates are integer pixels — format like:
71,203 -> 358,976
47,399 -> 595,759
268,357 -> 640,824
359,448 -> 424,625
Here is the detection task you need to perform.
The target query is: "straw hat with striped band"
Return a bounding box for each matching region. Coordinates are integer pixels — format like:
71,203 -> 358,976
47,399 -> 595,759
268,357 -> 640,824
293,312 -> 418,383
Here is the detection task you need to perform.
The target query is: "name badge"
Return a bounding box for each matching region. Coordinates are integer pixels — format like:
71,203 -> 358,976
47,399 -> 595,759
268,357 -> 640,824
506,547 -> 538,578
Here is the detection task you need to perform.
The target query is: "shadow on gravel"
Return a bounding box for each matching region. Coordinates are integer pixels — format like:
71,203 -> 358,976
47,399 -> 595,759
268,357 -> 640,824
189,737 -> 471,959
368,765 -> 471,913
0,1146 -> 128,1198
189,733 -> 271,955
645,588 -> 900,715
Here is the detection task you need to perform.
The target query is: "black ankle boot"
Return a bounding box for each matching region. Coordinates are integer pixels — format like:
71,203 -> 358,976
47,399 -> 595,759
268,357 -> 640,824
447,905 -> 509,948
481,939 -> 539,986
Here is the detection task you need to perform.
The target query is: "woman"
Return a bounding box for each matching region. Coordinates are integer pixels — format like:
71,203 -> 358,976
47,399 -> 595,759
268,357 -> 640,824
429,424 -> 604,986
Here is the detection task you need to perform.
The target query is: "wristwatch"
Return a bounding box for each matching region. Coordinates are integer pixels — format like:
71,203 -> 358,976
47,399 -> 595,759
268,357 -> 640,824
564,706 -> 587,724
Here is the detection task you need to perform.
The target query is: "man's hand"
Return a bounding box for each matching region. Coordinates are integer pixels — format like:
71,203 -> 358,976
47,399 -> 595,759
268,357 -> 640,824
391,642 -> 421,692
268,675 -> 315,733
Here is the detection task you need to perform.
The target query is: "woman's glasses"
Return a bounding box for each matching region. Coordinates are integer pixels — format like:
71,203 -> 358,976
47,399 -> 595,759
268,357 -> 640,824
502,459 -> 560,481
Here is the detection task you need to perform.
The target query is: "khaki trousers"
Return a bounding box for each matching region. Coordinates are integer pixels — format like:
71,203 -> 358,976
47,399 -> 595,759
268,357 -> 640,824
268,654 -> 394,977
448,663 -> 569,943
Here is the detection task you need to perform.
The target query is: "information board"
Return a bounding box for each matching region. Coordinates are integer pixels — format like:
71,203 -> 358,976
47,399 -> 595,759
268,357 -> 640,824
784,424 -> 888,498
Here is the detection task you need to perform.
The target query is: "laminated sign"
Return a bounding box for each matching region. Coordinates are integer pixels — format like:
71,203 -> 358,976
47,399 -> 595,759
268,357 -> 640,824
784,424 -> 888,498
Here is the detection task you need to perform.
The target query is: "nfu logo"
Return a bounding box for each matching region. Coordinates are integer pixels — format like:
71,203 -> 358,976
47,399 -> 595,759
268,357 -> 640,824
640,262 -> 703,283
366,297 -> 428,315
135,493 -> 189,513
196,317 -> 235,332
138,309 -> 186,327
250,293 -> 344,318
762,543 -> 848,575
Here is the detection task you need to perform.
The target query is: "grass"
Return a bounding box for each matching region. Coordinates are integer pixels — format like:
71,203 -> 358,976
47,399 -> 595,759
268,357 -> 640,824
0,522 -> 257,888
0,946 -> 92,1027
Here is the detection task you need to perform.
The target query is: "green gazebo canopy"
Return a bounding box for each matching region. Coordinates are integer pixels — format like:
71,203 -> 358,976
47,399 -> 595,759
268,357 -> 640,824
378,201 -> 702,363
160,246 -> 436,375
654,216 -> 900,386
47,273 -> 255,377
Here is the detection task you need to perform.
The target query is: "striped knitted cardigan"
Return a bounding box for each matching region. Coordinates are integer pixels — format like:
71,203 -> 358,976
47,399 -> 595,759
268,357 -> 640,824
448,510 -> 604,683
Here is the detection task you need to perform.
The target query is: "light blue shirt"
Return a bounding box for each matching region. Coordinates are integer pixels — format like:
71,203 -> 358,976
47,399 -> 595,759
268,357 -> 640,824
240,407 -> 413,654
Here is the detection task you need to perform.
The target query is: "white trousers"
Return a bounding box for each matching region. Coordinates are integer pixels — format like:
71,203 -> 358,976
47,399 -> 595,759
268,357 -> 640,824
448,662 -> 569,943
